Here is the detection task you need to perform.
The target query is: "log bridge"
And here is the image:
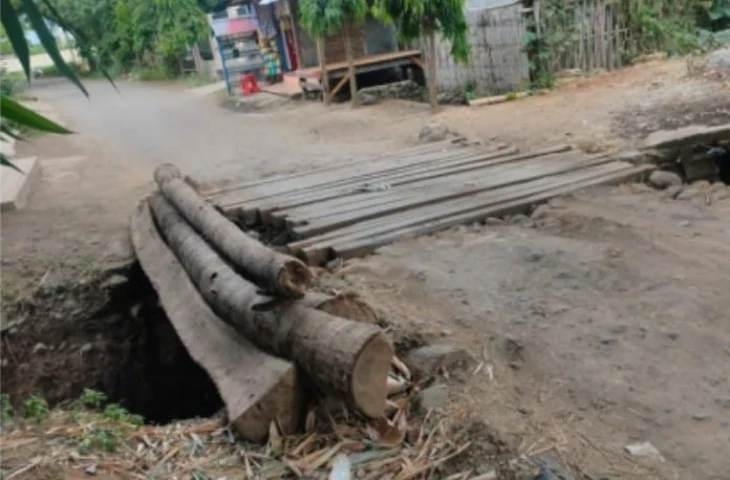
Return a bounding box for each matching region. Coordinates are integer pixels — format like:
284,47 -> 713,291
204,138 -> 656,266
131,140 -> 653,442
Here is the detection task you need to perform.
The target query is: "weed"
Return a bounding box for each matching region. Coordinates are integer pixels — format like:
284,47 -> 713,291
23,395 -> 50,423
78,426 -> 123,454
103,403 -> 144,426
505,91 -> 518,101
1,394 -> 14,425
81,389 -> 107,409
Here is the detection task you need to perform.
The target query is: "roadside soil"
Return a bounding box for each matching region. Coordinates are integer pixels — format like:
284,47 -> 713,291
2,57 -> 729,479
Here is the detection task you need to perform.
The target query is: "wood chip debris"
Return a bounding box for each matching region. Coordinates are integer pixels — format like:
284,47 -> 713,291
0,377 -> 472,479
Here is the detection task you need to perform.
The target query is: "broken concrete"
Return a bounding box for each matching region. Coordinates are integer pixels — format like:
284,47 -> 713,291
1,157 -> 40,212
643,124 -> 730,151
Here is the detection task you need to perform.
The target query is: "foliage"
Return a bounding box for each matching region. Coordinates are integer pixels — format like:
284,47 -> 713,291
78,426 -> 124,454
299,0 -> 369,38
0,394 -> 14,425
523,0 -> 730,89
372,0 -> 469,62
23,394 -> 50,422
102,403 -> 144,426
80,388 -> 107,409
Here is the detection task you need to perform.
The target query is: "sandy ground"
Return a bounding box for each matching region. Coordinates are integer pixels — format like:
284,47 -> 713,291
2,58 -> 729,478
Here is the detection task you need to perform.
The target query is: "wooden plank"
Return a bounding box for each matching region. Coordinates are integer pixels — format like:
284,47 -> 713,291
294,161 -> 632,263
130,200 -> 303,442
325,164 -> 655,263
267,145 -> 571,224
208,137 -> 467,199
296,50 -> 423,78
290,153 -> 614,238
214,140 -> 473,206
248,146 -> 531,224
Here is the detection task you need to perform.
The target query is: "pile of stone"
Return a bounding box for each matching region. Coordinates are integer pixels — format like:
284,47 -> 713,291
648,170 -> 729,204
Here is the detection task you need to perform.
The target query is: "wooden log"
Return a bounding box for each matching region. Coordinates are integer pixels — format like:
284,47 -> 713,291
148,195 -> 393,418
130,200 -> 303,442
154,163 -> 312,297
301,291 -> 378,324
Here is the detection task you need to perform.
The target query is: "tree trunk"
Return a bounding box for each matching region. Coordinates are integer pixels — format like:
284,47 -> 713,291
316,37 -> 330,104
154,164 -> 312,297
426,31 -> 438,109
131,200 -> 304,442
148,195 -> 393,418
344,23 -> 358,106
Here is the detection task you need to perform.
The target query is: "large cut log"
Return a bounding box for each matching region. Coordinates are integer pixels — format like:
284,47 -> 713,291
130,200 -> 303,441
301,291 -> 378,324
154,163 -> 312,297
148,195 -> 393,418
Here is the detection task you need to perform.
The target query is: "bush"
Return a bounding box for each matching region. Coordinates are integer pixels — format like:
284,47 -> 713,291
39,62 -> 86,78
133,65 -> 170,81
0,69 -> 26,97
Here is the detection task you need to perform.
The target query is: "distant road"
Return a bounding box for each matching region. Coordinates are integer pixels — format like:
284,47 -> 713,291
1,49 -> 79,72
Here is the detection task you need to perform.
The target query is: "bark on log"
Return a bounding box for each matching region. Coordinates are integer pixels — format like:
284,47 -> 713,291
301,291 -> 378,324
148,195 -> 393,418
154,164 -> 312,297
130,200 -> 304,441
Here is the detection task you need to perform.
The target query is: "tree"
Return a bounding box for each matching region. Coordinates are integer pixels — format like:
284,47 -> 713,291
372,0 -> 469,108
299,0 -> 368,105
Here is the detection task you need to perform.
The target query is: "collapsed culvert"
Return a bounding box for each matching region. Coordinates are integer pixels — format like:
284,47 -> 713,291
639,123 -> 730,186
0,263 -> 224,425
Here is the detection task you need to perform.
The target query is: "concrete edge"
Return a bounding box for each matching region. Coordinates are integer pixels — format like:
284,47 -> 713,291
1,156 -> 40,212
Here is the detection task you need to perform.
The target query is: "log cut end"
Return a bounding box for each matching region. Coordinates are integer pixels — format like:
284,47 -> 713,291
277,260 -> 314,296
351,332 -> 394,418
154,163 -> 183,184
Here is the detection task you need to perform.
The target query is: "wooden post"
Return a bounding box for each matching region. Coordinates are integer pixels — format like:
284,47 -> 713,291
426,31 -> 438,109
316,37 -> 330,104
344,23 -> 358,106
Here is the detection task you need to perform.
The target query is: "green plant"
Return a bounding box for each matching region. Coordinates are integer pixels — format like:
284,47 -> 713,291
299,0 -> 369,103
77,426 -> 123,454
505,91 -> 518,101
23,394 -> 50,423
102,403 -> 144,426
80,389 -> 107,409
1,394 -> 14,425
372,0 -> 469,108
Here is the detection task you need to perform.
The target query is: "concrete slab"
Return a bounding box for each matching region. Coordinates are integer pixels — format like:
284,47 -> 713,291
1,156 -> 40,212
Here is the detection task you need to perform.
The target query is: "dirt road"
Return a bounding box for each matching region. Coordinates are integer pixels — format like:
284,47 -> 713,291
3,61 -> 729,479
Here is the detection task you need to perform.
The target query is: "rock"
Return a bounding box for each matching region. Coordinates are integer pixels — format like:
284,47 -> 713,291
530,205 -> 551,220
79,343 -> 93,354
484,217 -> 504,225
416,383 -> 449,411
648,170 -> 682,189
437,90 -> 466,105
508,214 -> 535,228
625,442 -> 663,458
693,179 -> 712,190
404,343 -> 475,379
712,189 -> 729,202
707,47 -> 730,72
32,343 -> 49,354
418,122 -> 450,143
692,412 -> 711,421
85,464 -> 98,476
359,93 -> 378,106
677,220 -> 693,228
548,197 -> 568,209
710,182 -> 727,193
663,185 -> 684,199
676,187 -> 700,201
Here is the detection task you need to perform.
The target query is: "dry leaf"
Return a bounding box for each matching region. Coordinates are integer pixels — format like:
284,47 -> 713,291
305,409 -> 317,433
371,416 -> 407,447
268,421 -> 283,455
